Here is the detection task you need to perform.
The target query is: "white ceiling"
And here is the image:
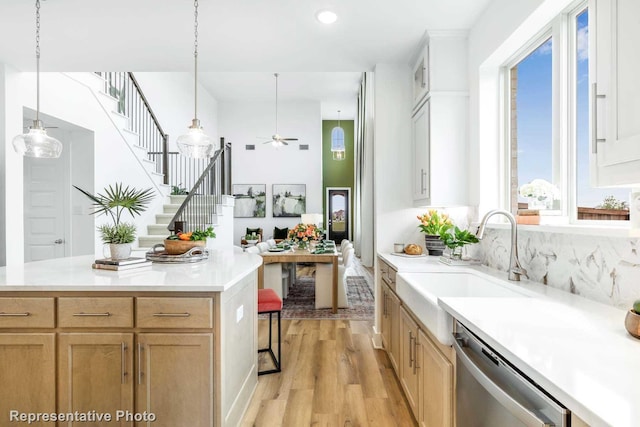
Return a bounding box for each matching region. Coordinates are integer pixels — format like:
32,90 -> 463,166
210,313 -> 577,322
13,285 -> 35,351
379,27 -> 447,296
0,0 -> 492,118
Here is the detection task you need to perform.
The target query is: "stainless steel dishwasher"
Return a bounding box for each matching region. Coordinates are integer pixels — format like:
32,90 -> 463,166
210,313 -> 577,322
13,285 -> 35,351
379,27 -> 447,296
453,321 -> 569,427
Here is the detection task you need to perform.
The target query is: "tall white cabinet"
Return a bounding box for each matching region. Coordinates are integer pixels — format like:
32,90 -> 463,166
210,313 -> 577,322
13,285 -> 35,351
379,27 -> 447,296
410,31 -> 469,206
590,0 -> 640,186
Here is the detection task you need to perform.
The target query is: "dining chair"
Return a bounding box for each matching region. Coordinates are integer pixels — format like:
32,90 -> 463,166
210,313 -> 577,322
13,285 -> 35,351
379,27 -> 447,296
315,247 -> 354,309
245,246 -> 260,254
256,242 -> 270,253
266,239 -> 277,248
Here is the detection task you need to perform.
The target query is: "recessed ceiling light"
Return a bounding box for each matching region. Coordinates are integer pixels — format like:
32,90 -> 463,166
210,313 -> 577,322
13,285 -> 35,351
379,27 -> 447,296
316,10 -> 338,24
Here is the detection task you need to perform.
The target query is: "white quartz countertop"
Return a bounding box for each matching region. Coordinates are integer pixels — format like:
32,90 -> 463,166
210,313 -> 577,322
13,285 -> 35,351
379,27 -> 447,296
0,250 -> 263,292
378,252 -> 640,427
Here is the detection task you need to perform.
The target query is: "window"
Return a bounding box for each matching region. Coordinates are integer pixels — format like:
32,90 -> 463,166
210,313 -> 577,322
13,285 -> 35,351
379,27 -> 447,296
509,36 -> 555,213
506,4 -> 629,222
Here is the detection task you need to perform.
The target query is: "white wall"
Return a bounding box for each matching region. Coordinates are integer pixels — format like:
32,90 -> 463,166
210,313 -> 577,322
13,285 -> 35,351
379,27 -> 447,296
7,72 -> 167,259
373,64 -> 413,256
0,64 -> 26,266
218,99 -> 322,244
134,73 -> 219,152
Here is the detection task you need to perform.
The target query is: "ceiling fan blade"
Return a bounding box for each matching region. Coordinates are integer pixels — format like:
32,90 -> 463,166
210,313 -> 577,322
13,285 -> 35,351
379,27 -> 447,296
262,140 -> 273,144
282,141 -> 289,146
282,138 -> 298,141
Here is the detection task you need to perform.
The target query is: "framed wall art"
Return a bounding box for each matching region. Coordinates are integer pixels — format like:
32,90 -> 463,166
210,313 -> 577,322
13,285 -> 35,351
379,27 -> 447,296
272,184 -> 306,217
233,184 -> 266,218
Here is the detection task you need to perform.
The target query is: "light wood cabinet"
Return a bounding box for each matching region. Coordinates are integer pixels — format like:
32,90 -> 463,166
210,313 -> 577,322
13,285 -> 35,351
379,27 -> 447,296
136,333 -> 213,427
399,306 -> 420,417
417,329 -> 453,427
58,333 -> 134,426
0,274 -> 258,427
590,0 -> 640,185
381,281 -> 400,372
0,334 -> 56,427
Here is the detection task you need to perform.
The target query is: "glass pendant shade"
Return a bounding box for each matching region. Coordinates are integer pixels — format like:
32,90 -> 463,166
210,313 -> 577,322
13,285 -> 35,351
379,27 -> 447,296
176,119 -> 217,159
331,125 -> 345,161
13,120 -> 62,158
13,0 -> 62,159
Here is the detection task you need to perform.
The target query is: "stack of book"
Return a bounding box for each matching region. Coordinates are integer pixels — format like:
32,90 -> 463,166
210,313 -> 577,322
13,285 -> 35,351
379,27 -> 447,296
92,257 -> 153,271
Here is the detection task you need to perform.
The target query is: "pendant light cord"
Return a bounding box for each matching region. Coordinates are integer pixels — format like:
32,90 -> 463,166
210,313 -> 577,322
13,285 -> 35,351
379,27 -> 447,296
35,0 -> 41,123
193,0 -> 199,121
274,73 -> 279,134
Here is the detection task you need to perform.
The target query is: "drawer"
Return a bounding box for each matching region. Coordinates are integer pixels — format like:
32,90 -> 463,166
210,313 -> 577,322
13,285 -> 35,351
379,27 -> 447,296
0,298 -> 55,328
136,298 -> 213,328
58,297 -> 133,328
387,268 -> 397,291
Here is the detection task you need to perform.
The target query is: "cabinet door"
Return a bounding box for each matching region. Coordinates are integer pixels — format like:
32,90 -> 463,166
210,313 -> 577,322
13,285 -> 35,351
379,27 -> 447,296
136,333 -> 213,427
387,289 -> 401,373
58,333 -> 134,427
0,334 -> 55,427
418,329 -> 453,427
399,307 -> 420,417
412,99 -> 430,204
591,0 -> 640,185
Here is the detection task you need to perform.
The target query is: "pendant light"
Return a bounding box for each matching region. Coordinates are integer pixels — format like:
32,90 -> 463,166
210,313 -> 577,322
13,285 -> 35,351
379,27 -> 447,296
176,0 -> 217,158
12,0 -> 62,159
331,110 -> 345,161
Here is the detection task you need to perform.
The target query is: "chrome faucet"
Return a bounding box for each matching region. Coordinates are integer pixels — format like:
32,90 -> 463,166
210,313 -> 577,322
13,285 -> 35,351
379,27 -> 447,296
476,209 -> 528,281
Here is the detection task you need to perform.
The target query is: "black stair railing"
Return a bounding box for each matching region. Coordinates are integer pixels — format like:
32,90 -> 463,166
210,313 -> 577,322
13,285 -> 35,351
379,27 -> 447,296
168,139 -> 232,233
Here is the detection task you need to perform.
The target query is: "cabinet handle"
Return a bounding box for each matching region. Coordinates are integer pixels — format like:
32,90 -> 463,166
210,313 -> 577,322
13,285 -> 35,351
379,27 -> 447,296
152,312 -> 191,317
138,343 -> 144,385
413,336 -> 419,375
420,169 -> 427,194
382,293 -> 386,317
591,82 -> 606,154
121,342 -> 128,384
421,66 -> 427,89
409,331 -> 414,368
72,312 -> 112,317
0,312 -> 30,317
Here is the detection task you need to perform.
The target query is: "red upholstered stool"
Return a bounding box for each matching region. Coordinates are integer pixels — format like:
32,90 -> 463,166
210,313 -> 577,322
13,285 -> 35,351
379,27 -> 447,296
257,288 -> 283,375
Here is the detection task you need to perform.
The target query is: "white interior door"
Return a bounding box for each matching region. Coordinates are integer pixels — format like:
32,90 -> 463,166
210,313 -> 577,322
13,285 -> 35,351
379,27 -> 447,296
24,152 -> 69,262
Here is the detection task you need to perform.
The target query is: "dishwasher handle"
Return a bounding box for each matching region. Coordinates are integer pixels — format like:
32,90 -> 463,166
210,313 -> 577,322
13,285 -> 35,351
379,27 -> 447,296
453,336 -> 553,427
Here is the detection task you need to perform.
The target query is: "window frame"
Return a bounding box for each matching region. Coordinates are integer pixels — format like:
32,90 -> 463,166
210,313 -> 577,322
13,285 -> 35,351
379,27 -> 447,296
501,0 -> 630,226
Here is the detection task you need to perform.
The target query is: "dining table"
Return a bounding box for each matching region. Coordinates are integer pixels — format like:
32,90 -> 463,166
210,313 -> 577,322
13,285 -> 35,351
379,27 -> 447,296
257,243 -> 339,313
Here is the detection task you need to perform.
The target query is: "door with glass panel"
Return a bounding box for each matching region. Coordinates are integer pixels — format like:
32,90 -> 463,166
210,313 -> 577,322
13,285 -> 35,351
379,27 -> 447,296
326,188 -> 350,243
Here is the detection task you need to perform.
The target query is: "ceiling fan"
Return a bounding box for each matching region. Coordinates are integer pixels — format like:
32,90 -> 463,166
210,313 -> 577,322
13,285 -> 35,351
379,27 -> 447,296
261,73 -> 299,147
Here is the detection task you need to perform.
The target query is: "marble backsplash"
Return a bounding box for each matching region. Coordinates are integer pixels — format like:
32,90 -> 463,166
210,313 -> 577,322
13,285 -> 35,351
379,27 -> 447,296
474,228 -> 640,309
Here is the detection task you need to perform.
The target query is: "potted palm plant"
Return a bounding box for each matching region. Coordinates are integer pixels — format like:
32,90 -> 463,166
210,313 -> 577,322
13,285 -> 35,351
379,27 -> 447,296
74,183 -> 154,260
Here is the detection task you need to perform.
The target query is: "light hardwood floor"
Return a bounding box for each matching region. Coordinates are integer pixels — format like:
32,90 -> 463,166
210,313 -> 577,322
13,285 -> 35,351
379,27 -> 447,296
241,319 -> 417,427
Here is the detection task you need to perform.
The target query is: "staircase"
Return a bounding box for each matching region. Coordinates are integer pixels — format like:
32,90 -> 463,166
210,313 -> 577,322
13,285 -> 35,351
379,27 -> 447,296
138,194 -> 235,250
89,72 -> 234,251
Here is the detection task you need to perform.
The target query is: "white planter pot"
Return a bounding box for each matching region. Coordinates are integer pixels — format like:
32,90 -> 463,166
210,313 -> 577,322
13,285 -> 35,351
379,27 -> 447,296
105,243 -> 132,260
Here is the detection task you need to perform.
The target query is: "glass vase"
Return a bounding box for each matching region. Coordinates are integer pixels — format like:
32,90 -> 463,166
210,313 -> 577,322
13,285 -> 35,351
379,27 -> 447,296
450,246 -> 463,260
295,240 -> 309,252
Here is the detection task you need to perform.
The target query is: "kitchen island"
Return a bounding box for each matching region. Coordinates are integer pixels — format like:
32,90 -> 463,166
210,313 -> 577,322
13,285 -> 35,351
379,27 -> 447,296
0,250 -> 262,427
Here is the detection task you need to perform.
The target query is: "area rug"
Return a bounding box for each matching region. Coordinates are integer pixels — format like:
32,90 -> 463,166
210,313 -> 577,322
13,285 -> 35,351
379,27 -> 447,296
279,275 -> 374,320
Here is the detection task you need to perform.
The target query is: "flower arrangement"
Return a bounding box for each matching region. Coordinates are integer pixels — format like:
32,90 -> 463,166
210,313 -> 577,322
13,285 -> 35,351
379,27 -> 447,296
288,223 -> 323,243
417,210 -> 453,235
519,179 -> 560,202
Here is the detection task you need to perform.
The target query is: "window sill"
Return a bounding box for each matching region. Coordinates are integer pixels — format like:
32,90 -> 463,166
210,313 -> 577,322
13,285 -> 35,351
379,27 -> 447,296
478,221 -> 639,238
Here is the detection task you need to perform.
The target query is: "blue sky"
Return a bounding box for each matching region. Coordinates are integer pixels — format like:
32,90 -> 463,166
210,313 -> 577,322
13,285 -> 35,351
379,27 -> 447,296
516,9 -> 628,209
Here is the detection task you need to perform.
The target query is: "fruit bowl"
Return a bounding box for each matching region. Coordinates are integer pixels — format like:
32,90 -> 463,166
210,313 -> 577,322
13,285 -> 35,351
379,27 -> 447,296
163,239 -> 205,255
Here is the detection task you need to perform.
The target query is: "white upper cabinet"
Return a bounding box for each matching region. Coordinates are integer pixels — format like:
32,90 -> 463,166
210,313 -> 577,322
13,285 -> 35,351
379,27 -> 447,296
410,31 -> 469,207
591,0 -> 640,186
